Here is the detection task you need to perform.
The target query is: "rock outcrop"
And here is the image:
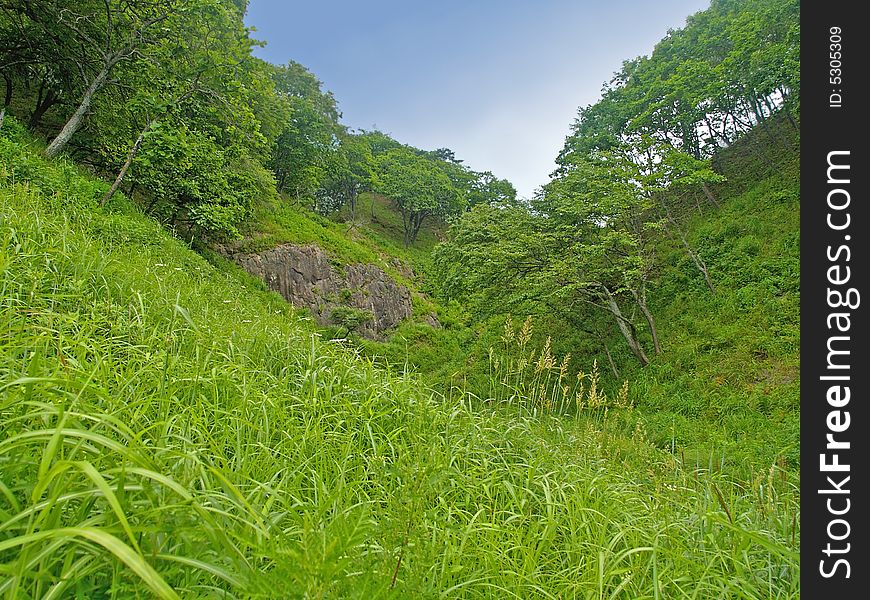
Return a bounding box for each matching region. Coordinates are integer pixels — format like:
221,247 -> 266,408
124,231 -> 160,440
227,244 -> 413,339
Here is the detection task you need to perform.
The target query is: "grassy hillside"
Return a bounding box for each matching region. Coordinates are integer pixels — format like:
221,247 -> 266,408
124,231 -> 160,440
236,191 -> 444,283
360,118 -> 800,482
213,186 -> 449,336
620,118 -> 800,472
0,120 -> 798,596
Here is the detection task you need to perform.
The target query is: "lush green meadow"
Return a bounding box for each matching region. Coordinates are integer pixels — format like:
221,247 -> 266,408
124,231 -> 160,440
358,119 -> 801,482
0,123 -> 799,597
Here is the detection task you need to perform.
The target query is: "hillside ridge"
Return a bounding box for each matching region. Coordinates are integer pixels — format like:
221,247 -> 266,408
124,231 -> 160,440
0,118 -> 799,598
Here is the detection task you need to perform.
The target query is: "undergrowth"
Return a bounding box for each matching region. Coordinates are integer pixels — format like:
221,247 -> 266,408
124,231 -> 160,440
1,119 -> 799,597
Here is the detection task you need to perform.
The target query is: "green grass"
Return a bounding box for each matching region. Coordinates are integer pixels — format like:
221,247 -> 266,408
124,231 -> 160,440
1,121 -> 799,597
372,117 -> 801,479
339,192 -> 446,270
229,191 -> 448,334
612,118 -> 801,472
238,192 -> 445,291
239,199 -> 383,265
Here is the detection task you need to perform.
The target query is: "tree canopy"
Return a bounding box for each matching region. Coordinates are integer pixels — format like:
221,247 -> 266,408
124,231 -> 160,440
0,0 -> 515,241
434,0 -> 797,366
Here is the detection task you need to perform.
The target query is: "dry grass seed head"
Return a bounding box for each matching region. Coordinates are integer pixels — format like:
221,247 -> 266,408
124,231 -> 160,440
501,316 -> 515,344
535,337 -> 554,374
518,316 -> 533,347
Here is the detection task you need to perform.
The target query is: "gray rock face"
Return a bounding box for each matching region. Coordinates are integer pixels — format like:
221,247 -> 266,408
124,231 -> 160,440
228,244 -> 412,339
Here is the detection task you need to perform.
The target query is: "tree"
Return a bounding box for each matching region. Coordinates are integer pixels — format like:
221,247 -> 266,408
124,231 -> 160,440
269,61 -> 343,203
98,0 -> 268,206
556,0 -> 799,173
356,129 -> 402,157
127,121 -> 270,239
5,0 -> 185,158
652,147 -> 725,292
539,151 -> 666,364
315,133 -> 374,219
437,140 -> 706,366
373,146 -> 457,247
0,7 -> 63,130
435,0 -> 798,370
436,156 -> 662,367
467,171 -> 517,207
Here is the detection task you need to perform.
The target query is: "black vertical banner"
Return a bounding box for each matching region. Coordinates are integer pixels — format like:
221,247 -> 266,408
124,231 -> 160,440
802,1 -> 868,596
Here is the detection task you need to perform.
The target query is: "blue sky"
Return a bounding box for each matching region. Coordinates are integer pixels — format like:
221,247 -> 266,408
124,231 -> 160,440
244,0 -> 709,199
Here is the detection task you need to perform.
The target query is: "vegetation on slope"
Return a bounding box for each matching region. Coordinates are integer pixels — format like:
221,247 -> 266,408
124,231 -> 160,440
360,117 -> 799,479
421,0 -> 800,477
0,118 -> 799,598
618,117 -> 800,471
1,0 -> 802,595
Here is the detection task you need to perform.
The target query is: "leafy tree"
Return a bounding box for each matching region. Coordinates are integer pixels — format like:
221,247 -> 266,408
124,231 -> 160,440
315,133 -> 374,218
436,0 -> 801,371
128,121 -> 270,239
467,171 -> 517,207
557,0 -> 799,175
3,0 -> 186,158
269,61 -> 343,202
356,129 -> 402,157
0,7 -> 68,130
98,0 -> 270,206
373,146 -> 457,247
425,147 -> 463,164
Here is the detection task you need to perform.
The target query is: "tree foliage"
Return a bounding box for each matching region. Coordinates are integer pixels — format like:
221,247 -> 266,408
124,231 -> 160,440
269,60 -> 343,202
373,146 -> 456,246
435,0 -> 797,367
2,2 -> 518,241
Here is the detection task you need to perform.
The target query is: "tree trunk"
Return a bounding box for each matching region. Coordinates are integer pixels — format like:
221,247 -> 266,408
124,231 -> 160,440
722,113 -> 733,146
101,119 -> 156,206
2,74 -> 10,108
398,205 -> 411,247
783,108 -> 798,131
701,182 -> 720,208
749,97 -> 780,147
602,341 -> 620,379
46,64 -> 110,158
29,82 -> 60,130
638,296 -> 661,354
777,89 -> 799,131
629,285 -> 661,355
349,191 -> 357,224
761,94 -> 777,117
660,201 -> 716,294
677,224 -> 715,293
1,74 -> 10,129
603,290 -> 649,366
670,219 -> 715,293
409,212 -> 426,245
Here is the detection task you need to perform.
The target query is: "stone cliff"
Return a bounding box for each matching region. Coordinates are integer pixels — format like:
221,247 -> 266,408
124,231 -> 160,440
226,244 -> 413,339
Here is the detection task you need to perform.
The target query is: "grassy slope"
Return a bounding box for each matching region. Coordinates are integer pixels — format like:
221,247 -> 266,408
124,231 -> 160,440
621,118 -> 800,473
366,118 -> 801,479
238,192 -> 442,283
0,120 -> 798,597
223,190 -> 447,329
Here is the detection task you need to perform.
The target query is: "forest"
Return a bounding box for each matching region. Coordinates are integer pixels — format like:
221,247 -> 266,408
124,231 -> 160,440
1,0 -> 800,597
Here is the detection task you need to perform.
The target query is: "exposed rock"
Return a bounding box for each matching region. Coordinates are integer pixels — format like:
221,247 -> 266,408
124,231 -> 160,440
225,243 -> 412,339
389,257 -> 415,279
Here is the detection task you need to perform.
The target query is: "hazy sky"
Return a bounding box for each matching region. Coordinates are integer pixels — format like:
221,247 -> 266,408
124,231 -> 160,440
244,0 -> 709,199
